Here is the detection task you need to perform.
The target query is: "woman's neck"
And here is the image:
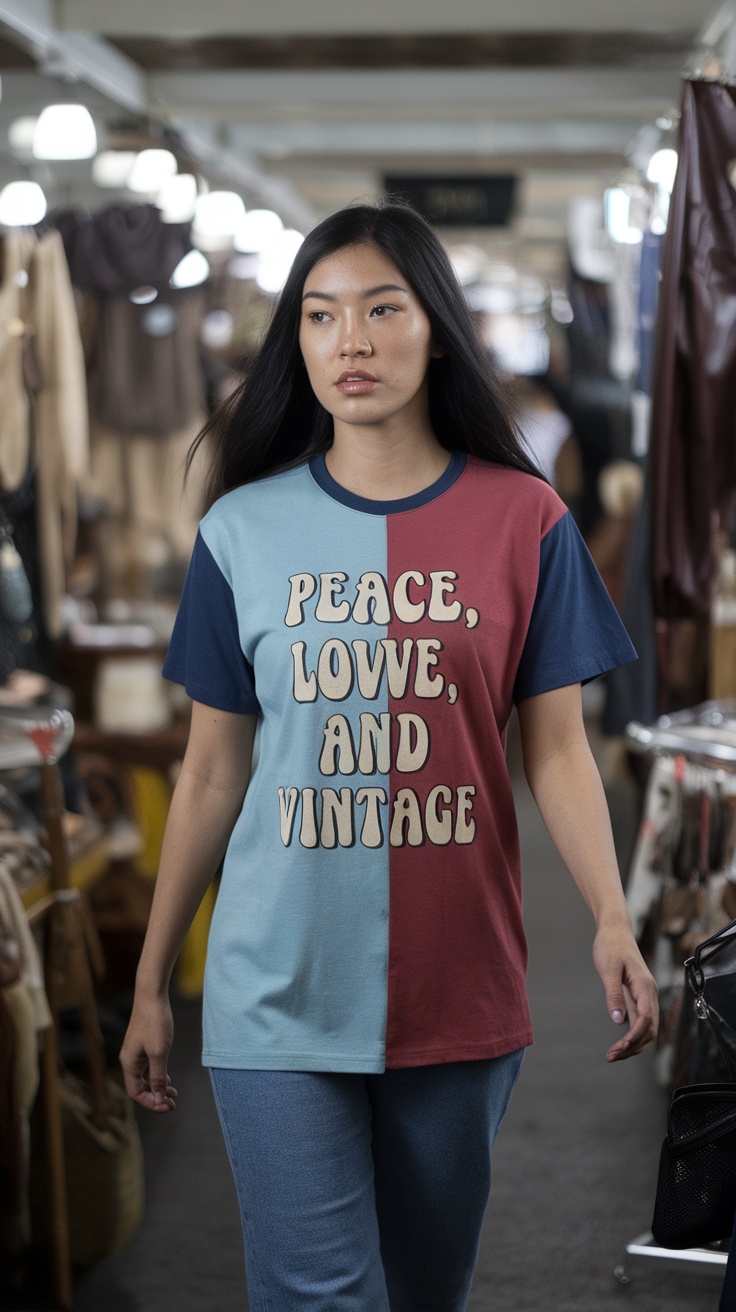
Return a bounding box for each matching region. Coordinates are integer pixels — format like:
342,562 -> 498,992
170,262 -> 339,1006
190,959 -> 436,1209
324,427 -> 451,502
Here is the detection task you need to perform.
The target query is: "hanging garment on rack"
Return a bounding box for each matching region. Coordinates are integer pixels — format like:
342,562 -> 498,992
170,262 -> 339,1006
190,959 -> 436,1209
0,228 -> 90,638
650,79 -> 736,623
31,230 -> 90,638
87,289 -> 206,437
84,417 -> 209,594
46,203 -> 193,296
0,865 -> 51,1033
0,864 -> 51,1255
0,230 -> 36,493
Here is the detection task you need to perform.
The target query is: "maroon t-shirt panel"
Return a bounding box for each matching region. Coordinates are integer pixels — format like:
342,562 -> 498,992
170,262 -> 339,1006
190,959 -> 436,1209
384,459 -> 565,1066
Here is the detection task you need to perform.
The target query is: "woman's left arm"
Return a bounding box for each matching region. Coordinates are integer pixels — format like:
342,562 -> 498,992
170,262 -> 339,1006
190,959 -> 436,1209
517,682 -> 658,1062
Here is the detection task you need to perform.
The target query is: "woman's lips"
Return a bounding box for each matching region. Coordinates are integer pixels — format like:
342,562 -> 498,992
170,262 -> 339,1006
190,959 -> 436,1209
336,370 -> 378,394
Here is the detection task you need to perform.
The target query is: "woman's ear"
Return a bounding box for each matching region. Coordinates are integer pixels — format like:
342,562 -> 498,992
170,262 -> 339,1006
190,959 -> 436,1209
431,341 -> 447,359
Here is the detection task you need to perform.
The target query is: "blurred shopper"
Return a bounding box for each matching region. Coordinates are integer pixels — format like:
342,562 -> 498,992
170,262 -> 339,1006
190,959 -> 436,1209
120,202 -> 658,1311
514,374 -> 572,486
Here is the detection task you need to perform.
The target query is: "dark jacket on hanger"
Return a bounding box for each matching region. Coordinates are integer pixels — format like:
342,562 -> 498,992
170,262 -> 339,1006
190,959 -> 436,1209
87,290 -> 206,437
650,79 -> 736,621
46,204 -> 192,295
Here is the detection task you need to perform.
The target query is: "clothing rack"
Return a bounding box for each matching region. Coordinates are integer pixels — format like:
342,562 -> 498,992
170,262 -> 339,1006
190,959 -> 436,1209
0,704 -> 96,1310
616,704 -> 735,1282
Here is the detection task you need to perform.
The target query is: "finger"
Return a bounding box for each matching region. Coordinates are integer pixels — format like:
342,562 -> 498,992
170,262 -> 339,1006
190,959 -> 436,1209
147,1052 -> 172,1108
606,1007 -> 657,1061
133,1090 -> 177,1112
598,969 -> 627,1025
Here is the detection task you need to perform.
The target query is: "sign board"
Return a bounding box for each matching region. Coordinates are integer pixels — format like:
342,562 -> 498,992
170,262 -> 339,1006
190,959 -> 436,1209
383,175 -> 517,227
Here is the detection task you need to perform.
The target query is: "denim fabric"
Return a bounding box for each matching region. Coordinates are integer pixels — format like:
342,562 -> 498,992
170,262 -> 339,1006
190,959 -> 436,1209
210,1051 -> 524,1312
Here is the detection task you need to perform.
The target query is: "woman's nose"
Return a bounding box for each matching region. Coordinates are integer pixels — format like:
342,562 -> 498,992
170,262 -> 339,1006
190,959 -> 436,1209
339,314 -> 372,357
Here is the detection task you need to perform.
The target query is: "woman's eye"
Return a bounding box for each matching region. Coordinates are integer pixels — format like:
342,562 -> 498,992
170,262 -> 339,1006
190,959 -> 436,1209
371,304 -> 396,317
308,311 -> 331,324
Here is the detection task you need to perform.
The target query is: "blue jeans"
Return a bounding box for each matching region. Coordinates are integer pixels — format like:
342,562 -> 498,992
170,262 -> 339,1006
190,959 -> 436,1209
210,1051 -> 524,1312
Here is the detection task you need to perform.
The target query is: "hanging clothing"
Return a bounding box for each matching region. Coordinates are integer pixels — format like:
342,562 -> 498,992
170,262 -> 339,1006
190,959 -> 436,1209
31,230 -> 89,637
86,290 -> 206,437
601,233 -> 664,735
0,228 -> 89,638
650,79 -> 736,622
0,230 -> 36,493
84,418 -> 208,594
47,204 -> 192,296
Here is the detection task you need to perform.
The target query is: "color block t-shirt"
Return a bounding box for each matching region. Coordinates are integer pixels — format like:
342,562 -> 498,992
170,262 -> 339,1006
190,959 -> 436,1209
163,451 -> 636,1072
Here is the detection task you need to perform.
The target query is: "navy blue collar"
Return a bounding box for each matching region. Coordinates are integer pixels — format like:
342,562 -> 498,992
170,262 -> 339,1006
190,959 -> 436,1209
309,449 -> 467,515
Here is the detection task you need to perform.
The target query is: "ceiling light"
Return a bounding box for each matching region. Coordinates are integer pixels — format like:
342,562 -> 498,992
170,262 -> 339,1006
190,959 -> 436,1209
8,117 -> 38,156
646,148 -> 678,195
170,249 -> 210,289
604,188 -> 643,246
127,149 -> 178,194
157,173 -> 198,223
92,150 -> 137,188
234,208 -> 282,253
193,191 -> 247,246
33,104 -> 97,160
256,229 -> 304,294
0,181 -> 47,226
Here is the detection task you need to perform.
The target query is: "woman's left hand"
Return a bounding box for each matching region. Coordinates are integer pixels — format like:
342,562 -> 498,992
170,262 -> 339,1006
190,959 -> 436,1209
592,921 -> 659,1062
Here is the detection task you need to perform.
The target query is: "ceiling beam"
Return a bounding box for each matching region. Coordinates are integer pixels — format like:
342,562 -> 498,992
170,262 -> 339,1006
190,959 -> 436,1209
109,32 -> 693,71
148,66 -> 682,111
57,0 -> 714,37
228,120 -> 635,159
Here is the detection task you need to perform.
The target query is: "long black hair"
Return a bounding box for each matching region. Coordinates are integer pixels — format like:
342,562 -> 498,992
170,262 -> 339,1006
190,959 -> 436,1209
189,199 -> 542,507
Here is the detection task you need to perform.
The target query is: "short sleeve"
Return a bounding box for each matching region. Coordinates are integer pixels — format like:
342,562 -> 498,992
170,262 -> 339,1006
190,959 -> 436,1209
513,510 -> 637,704
162,530 -> 260,714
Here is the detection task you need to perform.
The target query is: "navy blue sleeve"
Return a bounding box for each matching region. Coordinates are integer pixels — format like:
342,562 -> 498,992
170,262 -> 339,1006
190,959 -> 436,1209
513,510 -> 637,704
162,531 -> 260,714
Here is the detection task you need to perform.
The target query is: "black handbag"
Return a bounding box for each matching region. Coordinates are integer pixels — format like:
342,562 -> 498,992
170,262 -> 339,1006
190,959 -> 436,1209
685,916 -> 736,1081
651,1083 -> 736,1249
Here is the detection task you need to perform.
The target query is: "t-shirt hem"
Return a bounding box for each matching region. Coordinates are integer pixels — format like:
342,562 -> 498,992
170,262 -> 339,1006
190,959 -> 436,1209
202,1049 -> 387,1073
385,1029 -> 534,1068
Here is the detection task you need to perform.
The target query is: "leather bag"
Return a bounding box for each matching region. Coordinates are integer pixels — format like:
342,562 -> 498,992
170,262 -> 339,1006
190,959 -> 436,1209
685,916 -> 736,1081
652,1083 -> 736,1248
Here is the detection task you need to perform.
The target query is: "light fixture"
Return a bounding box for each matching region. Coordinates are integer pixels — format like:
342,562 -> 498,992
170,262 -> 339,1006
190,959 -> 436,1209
8,117 -> 38,156
157,173 -> 198,223
234,208 -> 282,253
92,150 -> 138,188
256,229 -> 305,294
33,104 -> 97,160
127,149 -> 178,194
646,148 -> 678,195
170,249 -> 210,289
193,191 -> 247,247
604,188 -> 643,246
0,181 -> 47,226
130,286 -> 158,305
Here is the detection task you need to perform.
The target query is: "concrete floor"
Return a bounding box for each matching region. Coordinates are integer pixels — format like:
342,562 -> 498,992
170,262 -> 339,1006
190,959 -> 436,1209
12,715 -> 726,1311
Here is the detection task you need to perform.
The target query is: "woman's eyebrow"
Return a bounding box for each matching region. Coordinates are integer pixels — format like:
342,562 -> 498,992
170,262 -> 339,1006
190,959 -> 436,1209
302,283 -> 408,303
361,284 -> 408,298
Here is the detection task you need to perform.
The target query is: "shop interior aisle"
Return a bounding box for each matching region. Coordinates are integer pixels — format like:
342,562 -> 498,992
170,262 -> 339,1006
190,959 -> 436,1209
22,714 -> 723,1312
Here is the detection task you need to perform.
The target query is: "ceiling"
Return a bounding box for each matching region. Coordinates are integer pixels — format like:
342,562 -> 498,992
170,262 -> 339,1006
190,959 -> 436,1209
0,0 -> 717,276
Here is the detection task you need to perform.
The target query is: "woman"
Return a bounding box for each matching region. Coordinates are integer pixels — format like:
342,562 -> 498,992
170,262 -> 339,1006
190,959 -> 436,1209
120,201 -> 658,1311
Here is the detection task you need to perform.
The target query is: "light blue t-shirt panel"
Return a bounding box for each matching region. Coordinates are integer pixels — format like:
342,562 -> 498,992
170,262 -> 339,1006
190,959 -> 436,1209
198,467 -> 391,1071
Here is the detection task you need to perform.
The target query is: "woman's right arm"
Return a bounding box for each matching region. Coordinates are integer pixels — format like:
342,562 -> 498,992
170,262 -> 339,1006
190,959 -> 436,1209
119,701 -> 257,1112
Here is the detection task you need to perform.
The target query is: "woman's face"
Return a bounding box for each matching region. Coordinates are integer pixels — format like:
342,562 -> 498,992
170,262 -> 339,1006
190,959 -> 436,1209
298,242 -> 442,433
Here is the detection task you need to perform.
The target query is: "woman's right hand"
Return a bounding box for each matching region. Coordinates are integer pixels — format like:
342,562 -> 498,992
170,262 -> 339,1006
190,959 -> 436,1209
120,990 -> 178,1113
